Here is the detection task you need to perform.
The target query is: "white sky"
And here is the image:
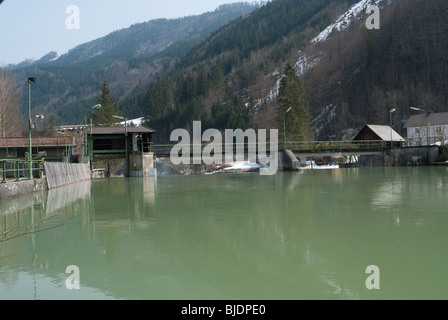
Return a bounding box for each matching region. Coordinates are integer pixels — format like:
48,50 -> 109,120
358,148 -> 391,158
0,0 -> 246,66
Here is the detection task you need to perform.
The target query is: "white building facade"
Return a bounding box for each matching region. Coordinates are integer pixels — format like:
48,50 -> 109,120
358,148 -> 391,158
404,112 -> 448,146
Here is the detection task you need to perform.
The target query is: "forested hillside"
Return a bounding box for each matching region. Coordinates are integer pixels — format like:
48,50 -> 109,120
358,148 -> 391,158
10,3 -> 259,126
11,0 -> 448,143
124,0 -> 361,141
130,0 -> 448,142
303,0 -> 448,139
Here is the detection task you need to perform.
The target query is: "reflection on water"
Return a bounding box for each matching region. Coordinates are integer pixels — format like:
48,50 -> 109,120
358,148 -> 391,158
45,180 -> 92,216
1,168 -> 448,300
371,180 -> 403,209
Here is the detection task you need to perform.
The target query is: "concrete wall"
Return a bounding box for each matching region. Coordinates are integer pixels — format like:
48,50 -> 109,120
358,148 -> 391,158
142,153 -> 154,177
340,146 -> 440,168
0,162 -> 91,200
92,157 -> 127,178
129,153 -> 154,177
44,162 -> 91,189
0,178 -> 48,201
390,146 -> 439,166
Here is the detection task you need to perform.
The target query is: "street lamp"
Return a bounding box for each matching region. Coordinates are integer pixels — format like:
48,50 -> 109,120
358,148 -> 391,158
113,115 -> 128,176
284,107 -> 292,150
27,77 -> 36,179
410,107 -> 430,146
87,104 -> 102,159
389,108 -> 396,148
112,115 -> 128,134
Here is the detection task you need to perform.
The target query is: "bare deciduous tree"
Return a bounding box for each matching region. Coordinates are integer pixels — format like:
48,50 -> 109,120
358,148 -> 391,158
0,69 -> 22,137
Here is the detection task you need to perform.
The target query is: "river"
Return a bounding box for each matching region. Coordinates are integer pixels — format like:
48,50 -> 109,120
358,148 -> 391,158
1,167 -> 447,300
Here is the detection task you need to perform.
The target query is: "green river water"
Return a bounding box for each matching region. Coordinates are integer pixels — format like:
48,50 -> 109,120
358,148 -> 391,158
1,167 -> 448,300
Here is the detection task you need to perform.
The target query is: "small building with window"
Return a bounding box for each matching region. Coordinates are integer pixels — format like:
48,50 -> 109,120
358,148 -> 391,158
404,112 -> 448,146
353,124 -> 405,148
88,125 -> 156,177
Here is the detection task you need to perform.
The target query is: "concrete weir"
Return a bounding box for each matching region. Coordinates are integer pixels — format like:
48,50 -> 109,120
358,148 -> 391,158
44,162 -> 91,189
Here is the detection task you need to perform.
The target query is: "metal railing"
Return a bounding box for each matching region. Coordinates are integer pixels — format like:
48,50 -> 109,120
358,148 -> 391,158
1,159 -> 43,183
151,140 -> 389,156
285,140 -> 389,151
407,137 -> 447,147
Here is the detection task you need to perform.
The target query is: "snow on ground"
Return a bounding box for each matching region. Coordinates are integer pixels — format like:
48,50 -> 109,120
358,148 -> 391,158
294,50 -> 320,76
301,161 -> 340,170
49,54 -> 61,62
223,161 -> 264,170
433,140 -> 448,147
120,117 -> 145,126
312,104 -> 338,137
205,161 -> 267,174
312,0 -> 383,43
256,0 -> 384,109
256,0 -> 391,133
205,160 -> 341,174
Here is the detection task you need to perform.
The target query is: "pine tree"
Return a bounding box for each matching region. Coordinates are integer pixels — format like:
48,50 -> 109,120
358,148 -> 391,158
276,61 -> 314,142
91,79 -> 122,126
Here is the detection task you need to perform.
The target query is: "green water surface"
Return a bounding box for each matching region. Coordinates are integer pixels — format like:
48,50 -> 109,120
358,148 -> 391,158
1,167 -> 448,300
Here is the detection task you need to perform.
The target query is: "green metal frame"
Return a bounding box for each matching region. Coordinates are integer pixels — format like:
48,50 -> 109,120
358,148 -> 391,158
1,159 -> 42,183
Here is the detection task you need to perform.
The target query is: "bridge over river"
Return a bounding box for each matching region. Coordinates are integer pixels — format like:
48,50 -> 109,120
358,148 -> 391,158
149,140 -> 402,172
150,140 -> 440,172
150,140 -> 388,159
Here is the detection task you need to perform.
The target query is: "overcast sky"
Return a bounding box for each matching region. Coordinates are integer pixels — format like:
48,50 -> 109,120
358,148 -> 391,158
0,0 -> 247,66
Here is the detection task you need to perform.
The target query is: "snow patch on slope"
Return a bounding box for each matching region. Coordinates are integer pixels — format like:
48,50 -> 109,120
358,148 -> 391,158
255,0 -> 388,115
312,0 -> 383,43
312,104 -> 337,137
255,50 -> 319,109
294,50 -> 321,76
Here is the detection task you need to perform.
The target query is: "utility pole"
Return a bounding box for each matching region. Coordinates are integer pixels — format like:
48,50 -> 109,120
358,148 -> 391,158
28,77 -> 36,179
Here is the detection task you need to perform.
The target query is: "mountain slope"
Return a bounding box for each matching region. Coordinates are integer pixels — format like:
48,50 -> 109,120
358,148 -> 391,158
120,0 -> 362,141
11,3 -> 260,125
131,0 -> 448,142
13,0 -> 448,142
301,0 -> 448,139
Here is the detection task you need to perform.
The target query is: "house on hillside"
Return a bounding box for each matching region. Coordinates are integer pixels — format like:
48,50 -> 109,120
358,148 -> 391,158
353,124 -> 405,148
404,112 -> 448,146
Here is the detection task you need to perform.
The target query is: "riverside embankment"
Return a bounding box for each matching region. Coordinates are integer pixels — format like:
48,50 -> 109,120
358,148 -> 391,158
0,162 -> 90,200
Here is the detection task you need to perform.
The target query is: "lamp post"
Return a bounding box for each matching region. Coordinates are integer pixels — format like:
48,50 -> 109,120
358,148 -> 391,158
113,115 -> 128,176
410,107 -> 430,146
27,77 -> 36,179
85,104 -> 101,155
389,108 -> 396,148
112,115 -> 128,134
284,107 -> 292,150
87,104 -> 102,161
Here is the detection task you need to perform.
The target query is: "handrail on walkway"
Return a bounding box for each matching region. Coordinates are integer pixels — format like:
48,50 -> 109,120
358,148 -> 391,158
150,140 -> 388,155
1,159 -> 43,183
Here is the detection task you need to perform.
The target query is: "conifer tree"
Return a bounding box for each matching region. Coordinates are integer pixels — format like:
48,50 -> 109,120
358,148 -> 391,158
277,61 -> 314,143
91,79 -> 122,126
